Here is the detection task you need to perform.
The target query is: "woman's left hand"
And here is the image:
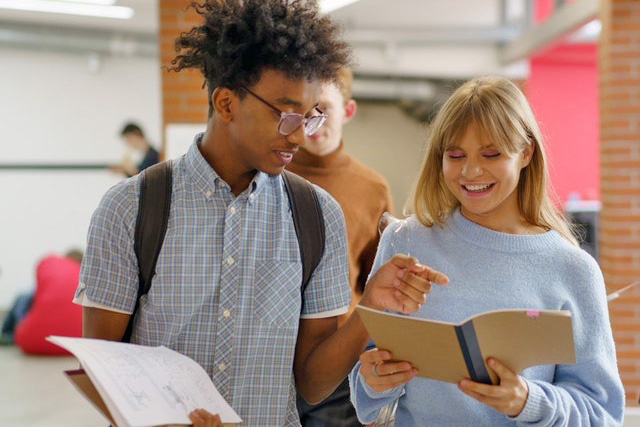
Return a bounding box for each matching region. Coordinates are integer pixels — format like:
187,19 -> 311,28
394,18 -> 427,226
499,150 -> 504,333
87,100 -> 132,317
457,358 -> 529,417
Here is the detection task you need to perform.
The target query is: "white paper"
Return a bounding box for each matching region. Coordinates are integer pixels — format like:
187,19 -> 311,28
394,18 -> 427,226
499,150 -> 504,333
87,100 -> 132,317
47,336 -> 242,427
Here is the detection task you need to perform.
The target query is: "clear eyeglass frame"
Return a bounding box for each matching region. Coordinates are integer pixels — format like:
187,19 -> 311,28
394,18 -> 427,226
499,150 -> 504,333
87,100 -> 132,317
241,86 -> 327,136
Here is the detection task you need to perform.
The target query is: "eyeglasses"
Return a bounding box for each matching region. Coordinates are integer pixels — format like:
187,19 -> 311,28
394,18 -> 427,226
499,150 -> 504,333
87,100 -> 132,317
241,86 -> 327,136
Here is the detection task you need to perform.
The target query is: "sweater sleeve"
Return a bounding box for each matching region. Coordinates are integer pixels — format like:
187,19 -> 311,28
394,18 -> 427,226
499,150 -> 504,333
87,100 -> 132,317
349,358 -> 405,424
349,221 -> 408,424
512,250 -> 625,426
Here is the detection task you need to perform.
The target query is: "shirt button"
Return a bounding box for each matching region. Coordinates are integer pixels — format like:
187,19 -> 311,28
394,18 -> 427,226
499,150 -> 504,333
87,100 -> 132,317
205,190 -> 212,199
222,309 -> 231,318
228,206 -> 236,215
226,256 -> 234,265
248,193 -> 255,201
218,363 -> 226,372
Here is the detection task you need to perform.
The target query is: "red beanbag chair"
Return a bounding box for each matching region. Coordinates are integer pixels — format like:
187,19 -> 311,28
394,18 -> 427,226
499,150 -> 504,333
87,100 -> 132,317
14,255 -> 83,355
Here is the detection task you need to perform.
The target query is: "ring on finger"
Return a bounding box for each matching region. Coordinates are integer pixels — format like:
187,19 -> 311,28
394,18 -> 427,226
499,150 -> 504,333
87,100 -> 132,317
372,363 -> 381,376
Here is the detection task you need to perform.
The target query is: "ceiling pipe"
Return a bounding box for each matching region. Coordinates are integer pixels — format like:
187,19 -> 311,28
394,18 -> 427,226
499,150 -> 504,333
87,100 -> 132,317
498,0 -> 598,65
0,21 -> 157,57
344,25 -> 520,46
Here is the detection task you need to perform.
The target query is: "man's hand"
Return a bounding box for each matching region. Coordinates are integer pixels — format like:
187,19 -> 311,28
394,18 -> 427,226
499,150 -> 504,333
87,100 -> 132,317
457,358 -> 529,417
188,408 -> 222,427
359,348 -> 417,393
359,254 -> 448,314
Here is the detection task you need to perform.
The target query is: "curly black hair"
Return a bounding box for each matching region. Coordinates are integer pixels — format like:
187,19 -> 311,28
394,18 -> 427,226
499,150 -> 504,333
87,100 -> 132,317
169,0 -> 352,113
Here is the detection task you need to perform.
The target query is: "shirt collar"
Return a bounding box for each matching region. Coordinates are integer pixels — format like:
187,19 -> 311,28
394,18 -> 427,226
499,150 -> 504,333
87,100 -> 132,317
248,172 -> 267,204
185,132 -> 267,202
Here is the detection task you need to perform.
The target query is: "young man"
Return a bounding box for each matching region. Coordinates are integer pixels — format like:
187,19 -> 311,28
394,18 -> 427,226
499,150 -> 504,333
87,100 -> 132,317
287,68 -> 394,427
74,2 -> 446,426
110,122 -> 159,177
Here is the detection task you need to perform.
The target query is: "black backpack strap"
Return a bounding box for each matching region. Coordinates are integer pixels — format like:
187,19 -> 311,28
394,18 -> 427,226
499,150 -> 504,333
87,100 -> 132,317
282,170 -> 325,295
122,161 -> 172,342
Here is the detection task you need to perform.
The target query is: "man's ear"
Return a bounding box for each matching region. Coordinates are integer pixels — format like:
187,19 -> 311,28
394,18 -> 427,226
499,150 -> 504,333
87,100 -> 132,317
212,87 -> 234,123
343,99 -> 357,124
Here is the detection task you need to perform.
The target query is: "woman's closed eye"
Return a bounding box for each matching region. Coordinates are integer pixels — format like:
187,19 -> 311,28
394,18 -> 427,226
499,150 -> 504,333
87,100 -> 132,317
446,150 -> 465,159
483,150 -> 501,158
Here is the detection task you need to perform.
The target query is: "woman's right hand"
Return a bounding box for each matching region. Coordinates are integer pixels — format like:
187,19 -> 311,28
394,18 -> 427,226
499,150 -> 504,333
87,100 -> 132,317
188,408 -> 222,427
359,348 -> 417,392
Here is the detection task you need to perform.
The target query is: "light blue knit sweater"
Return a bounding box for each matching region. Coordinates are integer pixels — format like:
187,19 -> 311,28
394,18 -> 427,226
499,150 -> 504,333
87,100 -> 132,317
350,209 -> 624,426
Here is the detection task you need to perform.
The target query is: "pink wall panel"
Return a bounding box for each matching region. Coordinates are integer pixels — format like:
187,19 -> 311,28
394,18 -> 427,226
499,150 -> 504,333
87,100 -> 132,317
526,43 -> 599,205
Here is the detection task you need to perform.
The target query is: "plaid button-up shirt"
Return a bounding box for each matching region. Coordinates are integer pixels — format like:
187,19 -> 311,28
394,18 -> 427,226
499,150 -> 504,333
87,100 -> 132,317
75,135 -> 351,426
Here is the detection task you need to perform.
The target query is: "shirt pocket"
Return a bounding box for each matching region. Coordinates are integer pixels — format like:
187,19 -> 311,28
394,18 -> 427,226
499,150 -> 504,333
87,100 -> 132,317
254,261 -> 301,328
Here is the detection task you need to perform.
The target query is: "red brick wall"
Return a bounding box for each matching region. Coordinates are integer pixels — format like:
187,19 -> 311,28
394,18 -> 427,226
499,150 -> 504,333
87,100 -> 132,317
599,0 -> 640,405
159,0 -> 209,153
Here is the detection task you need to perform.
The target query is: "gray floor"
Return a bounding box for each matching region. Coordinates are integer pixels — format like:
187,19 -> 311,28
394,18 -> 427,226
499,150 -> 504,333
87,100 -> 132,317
2,343 -> 640,427
0,345 -> 107,427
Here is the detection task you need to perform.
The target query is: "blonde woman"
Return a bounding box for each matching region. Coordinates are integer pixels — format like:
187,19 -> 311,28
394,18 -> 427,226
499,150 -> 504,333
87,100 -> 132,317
349,76 -> 624,426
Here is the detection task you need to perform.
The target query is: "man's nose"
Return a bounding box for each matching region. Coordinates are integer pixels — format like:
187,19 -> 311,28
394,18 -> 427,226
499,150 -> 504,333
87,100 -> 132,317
285,123 -> 307,147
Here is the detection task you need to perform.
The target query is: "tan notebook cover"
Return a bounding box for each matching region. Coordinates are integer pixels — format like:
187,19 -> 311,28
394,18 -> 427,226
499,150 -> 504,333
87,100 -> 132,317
66,369 -> 117,426
356,305 -> 576,385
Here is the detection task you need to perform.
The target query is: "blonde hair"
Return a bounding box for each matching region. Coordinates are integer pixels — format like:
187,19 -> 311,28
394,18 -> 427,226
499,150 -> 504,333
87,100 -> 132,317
409,76 -> 577,245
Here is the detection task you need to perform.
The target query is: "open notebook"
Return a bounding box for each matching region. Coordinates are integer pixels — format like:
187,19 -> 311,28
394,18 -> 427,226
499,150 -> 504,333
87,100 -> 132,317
47,336 -> 241,427
356,305 -> 576,385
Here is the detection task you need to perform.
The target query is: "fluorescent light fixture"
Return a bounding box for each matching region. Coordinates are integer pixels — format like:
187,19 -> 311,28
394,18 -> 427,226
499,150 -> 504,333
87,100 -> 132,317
567,19 -> 601,42
320,0 -> 362,14
607,281 -> 639,302
0,0 -> 133,19
580,19 -> 602,38
56,0 -> 117,5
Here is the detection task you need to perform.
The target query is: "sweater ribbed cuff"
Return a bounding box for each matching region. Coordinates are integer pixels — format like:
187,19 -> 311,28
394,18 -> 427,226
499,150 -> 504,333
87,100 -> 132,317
512,379 -> 546,423
358,369 -> 404,400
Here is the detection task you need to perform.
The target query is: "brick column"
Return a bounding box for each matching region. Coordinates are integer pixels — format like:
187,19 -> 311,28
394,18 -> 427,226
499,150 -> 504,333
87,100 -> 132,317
159,0 -> 209,153
599,0 -> 640,405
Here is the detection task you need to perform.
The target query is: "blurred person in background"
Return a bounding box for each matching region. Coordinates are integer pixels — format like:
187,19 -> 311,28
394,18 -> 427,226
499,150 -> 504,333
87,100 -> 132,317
1,249 -> 83,354
110,122 -> 159,177
287,67 -> 394,427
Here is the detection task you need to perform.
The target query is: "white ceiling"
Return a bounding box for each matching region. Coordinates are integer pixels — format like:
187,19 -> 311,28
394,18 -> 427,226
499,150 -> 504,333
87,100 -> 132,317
0,0 -> 525,33
331,0 -> 524,27
0,0 -> 158,34
0,0 -> 597,103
